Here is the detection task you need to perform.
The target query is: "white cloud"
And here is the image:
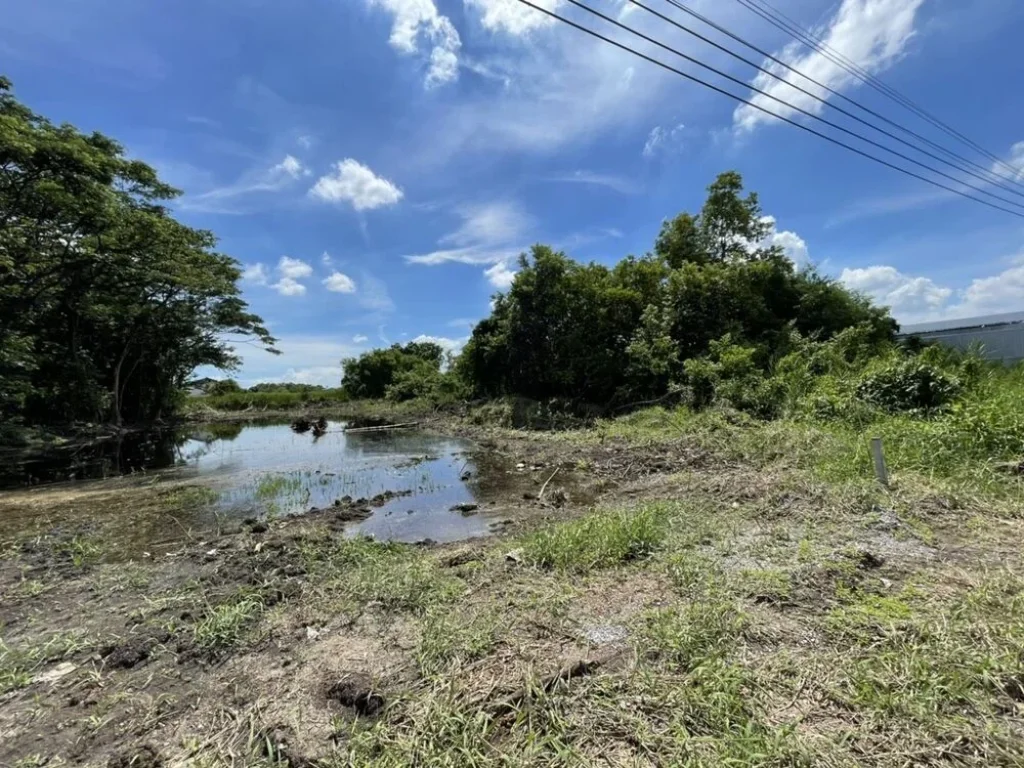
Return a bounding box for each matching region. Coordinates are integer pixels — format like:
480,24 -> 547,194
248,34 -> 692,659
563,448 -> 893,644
272,154 -> 307,178
309,159 -> 404,211
297,135 -> 314,149
412,334 -> 467,354
180,155 -> 309,212
277,256 -> 313,279
464,0 -> 560,36
992,141 -> 1024,183
757,216 -> 810,268
195,335 -> 362,387
323,271 -> 357,293
642,123 -> 685,158
840,266 -> 952,324
955,262 -> 1024,317
271,277 -> 307,297
405,246 -> 521,266
439,201 -> 532,248
543,170 -> 640,194
353,334 -> 369,343
485,260 -> 517,289
321,251 -> 334,267
405,2 -> 704,169
241,263 -> 268,285
734,0 -> 927,133
406,200 -> 530,287
368,0 -> 461,87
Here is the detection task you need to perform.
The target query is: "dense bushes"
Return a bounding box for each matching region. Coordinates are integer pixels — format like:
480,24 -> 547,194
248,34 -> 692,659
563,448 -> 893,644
341,341 -> 468,404
459,172 -> 894,407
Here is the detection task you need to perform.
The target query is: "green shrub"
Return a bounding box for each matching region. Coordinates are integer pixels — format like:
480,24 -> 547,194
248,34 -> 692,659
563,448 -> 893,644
856,359 -> 961,413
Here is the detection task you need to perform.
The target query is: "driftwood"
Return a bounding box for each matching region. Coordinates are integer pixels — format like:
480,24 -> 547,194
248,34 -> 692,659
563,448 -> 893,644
342,420 -> 423,433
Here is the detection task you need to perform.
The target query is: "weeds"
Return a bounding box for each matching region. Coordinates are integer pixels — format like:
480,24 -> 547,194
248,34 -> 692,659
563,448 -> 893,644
193,592 -> 266,650
521,504 -> 668,572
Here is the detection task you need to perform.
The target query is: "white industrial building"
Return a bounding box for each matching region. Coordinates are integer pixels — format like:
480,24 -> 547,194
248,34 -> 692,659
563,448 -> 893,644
898,311 -> 1024,364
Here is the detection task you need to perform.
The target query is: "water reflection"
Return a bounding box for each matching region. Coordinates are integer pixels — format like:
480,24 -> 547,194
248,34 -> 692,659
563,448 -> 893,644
1,421 -> 511,546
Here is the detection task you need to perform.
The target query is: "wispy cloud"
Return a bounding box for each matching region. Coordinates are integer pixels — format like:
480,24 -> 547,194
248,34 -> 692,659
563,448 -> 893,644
405,200 -> 531,286
180,154 -> 309,213
542,170 -> 641,195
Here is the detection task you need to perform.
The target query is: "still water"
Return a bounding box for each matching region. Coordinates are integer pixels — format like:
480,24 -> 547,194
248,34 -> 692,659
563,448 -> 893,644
0,421 -> 517,546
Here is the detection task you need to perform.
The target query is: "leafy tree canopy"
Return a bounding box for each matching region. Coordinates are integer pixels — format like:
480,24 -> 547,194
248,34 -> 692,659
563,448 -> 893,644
459,172 -> 895,406
0,77 -> 274,431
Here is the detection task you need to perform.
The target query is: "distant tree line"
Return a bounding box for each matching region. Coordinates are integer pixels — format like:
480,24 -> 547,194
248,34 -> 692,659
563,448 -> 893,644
0,78 -> 274,438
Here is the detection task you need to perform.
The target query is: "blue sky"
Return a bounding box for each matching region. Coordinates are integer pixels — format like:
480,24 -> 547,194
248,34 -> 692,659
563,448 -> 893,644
4,0 -> 1024,385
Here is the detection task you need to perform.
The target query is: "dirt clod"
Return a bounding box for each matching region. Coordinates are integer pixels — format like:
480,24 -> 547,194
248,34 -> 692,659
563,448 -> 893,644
326,672 -> 385,716
107,744 -> 162,768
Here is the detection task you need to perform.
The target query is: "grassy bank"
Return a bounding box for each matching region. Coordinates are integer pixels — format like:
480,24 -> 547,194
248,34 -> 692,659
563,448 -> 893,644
1,397 -> 1023,766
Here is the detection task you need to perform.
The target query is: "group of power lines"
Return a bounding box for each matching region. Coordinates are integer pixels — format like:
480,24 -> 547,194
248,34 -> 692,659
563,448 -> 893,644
511,0 -> 1024,219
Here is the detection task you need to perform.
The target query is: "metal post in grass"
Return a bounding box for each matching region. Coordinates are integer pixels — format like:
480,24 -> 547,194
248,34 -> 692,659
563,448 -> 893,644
870,437 -> 889,488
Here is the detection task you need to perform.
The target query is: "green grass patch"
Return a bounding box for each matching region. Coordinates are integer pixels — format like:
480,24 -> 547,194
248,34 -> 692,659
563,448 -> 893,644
193,591 -> 266,651
521,504 -> 668,572
0,631 -> 91,694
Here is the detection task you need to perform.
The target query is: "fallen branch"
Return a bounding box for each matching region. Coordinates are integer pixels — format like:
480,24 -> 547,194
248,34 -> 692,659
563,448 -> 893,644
538,466 -> 560,501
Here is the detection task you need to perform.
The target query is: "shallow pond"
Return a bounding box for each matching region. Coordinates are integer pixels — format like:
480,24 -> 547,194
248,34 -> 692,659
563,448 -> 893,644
0,420 -> 523,550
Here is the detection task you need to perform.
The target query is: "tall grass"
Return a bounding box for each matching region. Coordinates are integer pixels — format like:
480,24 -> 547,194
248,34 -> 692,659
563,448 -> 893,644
521,504 -> 669,572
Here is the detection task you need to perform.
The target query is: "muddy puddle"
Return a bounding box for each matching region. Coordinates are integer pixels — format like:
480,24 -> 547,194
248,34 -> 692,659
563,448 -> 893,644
0,420 -> 534,554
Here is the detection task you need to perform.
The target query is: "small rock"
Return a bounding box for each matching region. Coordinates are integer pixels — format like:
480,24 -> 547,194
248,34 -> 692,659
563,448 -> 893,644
450,503 -> 479,515
33,661 -> 76,685
305,626 -> 324,641
522,492 -> 537,500
460,471 -> 472,482
505,548 -> 525,564
415,538 -> 437,547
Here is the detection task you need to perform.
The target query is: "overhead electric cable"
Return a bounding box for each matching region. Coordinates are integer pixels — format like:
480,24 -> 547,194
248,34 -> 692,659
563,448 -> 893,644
619,0 -> 1024,198
654,0 -> 1024,192
509,0 -> 1024,219
553,0 -> 1024,212
733,0 -> 1024,182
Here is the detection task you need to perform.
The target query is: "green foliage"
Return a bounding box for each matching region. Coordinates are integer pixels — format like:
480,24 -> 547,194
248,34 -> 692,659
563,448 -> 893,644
856,358 -> 961,412
0,78 -> 274,433
521,505 -> 667,572
207,378 -> 241,396
192,387 -> 348,412
342,341 -> 445,400
460,172 -> 894,406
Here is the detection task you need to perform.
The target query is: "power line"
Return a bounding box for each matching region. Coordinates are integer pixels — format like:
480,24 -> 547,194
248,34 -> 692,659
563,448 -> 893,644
509,0 -> 1024,219
655,0 -> 1024,193
624,0 -> 1024,199
734,0 -> 1024,183
556,0 -> 1024,212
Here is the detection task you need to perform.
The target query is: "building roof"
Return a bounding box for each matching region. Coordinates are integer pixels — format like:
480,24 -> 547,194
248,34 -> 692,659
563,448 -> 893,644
899,311 -> 1024,335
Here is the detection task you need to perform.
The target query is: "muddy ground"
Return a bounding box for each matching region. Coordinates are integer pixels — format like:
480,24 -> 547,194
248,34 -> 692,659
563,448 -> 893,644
2,418 -> 1023,767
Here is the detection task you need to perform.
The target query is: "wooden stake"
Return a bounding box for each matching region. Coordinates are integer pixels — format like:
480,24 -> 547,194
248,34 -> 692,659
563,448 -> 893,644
870,437 -> 889,488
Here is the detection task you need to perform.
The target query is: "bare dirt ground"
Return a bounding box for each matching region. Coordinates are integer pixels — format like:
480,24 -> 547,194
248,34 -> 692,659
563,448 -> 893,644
2,417 -> 1023,767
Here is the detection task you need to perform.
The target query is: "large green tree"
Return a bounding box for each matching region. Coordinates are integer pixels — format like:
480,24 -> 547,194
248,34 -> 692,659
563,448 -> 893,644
0,77 -> 275,431
459,172 -> 895,406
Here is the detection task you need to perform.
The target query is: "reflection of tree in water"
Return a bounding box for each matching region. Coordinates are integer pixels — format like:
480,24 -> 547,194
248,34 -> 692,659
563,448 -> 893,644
173,422 -> 245,465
